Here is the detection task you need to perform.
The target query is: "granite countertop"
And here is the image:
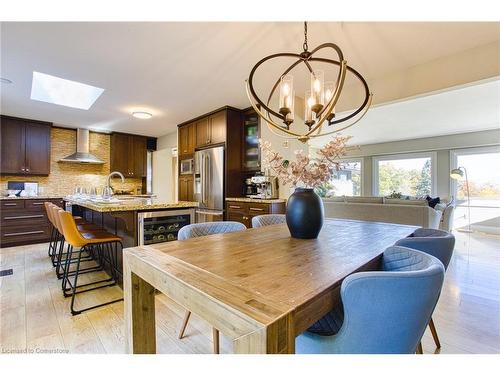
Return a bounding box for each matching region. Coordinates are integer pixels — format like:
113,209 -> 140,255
226,197 -> 287,204
1,196 -> 63,200
64,197 -> 198,213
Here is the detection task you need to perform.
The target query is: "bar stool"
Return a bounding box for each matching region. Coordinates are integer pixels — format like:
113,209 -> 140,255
45,202 -> 59,260
45,202 -> 92,267
50,205 -> 101,279
58,210 -> 123,315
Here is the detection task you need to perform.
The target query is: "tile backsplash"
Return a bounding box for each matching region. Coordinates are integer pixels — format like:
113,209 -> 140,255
0,127 -> 143,197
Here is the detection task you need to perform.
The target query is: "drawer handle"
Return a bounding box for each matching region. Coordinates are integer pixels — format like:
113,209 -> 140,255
3,203 -> 18,206
249,207 -> 264,211
4,214 -> 45,220
229,205 -> 241,209
32,202 -> 45,205
4,230 -> 45,237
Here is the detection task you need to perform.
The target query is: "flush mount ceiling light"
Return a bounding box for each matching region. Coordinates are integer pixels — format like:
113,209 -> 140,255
132,111 -> 153,119
246,22 -> 373,143
0,77 -> 13,84
30,71 -> 104,110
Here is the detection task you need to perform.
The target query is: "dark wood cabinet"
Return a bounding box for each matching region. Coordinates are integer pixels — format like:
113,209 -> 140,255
178,176 -> 194,201
132,136 -> 147,177
195,117 -> 210,148
179,122 -> 195,156
0,198 -> 64,247
209,110 -> 226,145
25,122 -> 51,175
111,133 -> 147,178
242,109 -> 261,172
226,200 -> 286,228
193,110 -> 227,148
0,115 -> 51,175
110,133 -> 130,175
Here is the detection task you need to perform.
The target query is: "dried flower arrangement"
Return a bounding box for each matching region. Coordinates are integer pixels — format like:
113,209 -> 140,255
259,135 -> 352,188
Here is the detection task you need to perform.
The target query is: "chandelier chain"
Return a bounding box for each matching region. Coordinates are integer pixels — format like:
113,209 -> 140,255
303,21 -> 308,52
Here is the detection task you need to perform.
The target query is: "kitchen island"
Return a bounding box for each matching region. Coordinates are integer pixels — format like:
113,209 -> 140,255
64,197 -> 198,281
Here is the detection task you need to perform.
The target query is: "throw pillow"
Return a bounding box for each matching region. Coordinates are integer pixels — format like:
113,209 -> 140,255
425,195 -> 441,208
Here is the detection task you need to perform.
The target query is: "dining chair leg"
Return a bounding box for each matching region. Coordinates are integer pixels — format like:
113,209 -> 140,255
212,328 -> 220,354
178,311 -> 191,339
416,341 -> 423,354
428,317 -> 441,348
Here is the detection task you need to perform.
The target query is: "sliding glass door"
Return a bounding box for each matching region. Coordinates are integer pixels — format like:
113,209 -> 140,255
451,146 -> 500,233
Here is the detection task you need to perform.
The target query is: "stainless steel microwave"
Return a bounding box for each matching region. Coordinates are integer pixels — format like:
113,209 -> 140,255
180,158 -> 194,175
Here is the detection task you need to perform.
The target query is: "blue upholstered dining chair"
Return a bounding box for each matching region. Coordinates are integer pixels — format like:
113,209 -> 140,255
295,246 -> 445,354
176,221 -> 246,354
394,228 -> 455,349
177,221 -> 246,240
251,214 -> 286,228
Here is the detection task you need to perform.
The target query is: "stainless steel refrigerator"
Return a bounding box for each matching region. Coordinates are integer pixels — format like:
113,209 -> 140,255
194,146 -> 224,222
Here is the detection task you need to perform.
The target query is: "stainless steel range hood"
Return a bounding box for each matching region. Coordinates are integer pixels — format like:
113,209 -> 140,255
58,128 -> 104,164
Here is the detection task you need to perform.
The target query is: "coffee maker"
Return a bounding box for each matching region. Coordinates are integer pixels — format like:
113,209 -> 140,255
244,178 -> 257,196
249,175 -> 279,199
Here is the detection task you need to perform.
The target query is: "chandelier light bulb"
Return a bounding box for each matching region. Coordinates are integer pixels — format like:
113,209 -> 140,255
325,81 -> 335,102
310,69 -> 324,113
279,75 -> 294,121
305,90 -> 315,127
283,82 -> 290,96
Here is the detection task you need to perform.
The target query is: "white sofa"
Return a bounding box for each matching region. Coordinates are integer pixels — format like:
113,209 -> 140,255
323,196 -> 443,229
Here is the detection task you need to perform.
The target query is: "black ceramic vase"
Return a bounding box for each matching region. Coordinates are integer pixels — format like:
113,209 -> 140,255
286,188 -> 324,239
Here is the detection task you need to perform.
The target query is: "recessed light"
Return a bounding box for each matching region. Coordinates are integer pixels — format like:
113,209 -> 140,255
30,71 -> 104,110
0,78 -> 13,84
132,111 -> 153,119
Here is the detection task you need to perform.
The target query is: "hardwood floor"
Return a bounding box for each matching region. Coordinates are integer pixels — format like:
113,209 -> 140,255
1,231 -> 499,354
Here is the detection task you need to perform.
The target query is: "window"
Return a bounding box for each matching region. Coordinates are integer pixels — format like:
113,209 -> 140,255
373,152 -> 436,197
316,159 -> 362,197
451,146 -> 500,232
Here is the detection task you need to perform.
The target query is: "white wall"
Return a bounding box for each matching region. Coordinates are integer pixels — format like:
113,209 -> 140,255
152,130 -> 177,201
335,129 -> 500,198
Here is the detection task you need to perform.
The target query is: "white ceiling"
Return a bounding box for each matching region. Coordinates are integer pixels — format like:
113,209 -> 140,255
309,78 -> 500,147
1,22 -> 500,138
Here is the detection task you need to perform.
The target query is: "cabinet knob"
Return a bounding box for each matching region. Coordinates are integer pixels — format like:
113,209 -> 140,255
25,168 -> 30,172
206,139 -> 210,144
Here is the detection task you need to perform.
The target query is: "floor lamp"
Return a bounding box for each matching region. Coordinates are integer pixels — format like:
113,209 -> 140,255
450,167 -> 473,233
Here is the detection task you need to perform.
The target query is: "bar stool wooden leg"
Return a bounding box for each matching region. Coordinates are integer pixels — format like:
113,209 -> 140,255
428,317 -> 441,349
178,311 -> 191,339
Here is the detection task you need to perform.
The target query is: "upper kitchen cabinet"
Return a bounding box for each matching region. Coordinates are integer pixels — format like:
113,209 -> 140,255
179,107 -> 239,151
178,121 -> 195,156
0,115 -> 51,176
195,117 -> 210,148
209,110 -> 227,145
193,109 -> 227,148
242,108 -> 261,172
110,133 -> 148,178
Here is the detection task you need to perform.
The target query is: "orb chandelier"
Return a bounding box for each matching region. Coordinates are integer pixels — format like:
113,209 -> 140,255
245,22 -> 373,143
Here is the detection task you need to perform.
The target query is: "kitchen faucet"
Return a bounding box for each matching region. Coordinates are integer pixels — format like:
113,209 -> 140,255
106,171 -> 125,194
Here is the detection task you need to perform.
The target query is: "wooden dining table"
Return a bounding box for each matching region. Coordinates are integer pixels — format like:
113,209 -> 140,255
123,218 -> 417,354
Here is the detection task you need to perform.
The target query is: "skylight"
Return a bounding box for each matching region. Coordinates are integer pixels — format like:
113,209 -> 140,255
30,71 -> 104,110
